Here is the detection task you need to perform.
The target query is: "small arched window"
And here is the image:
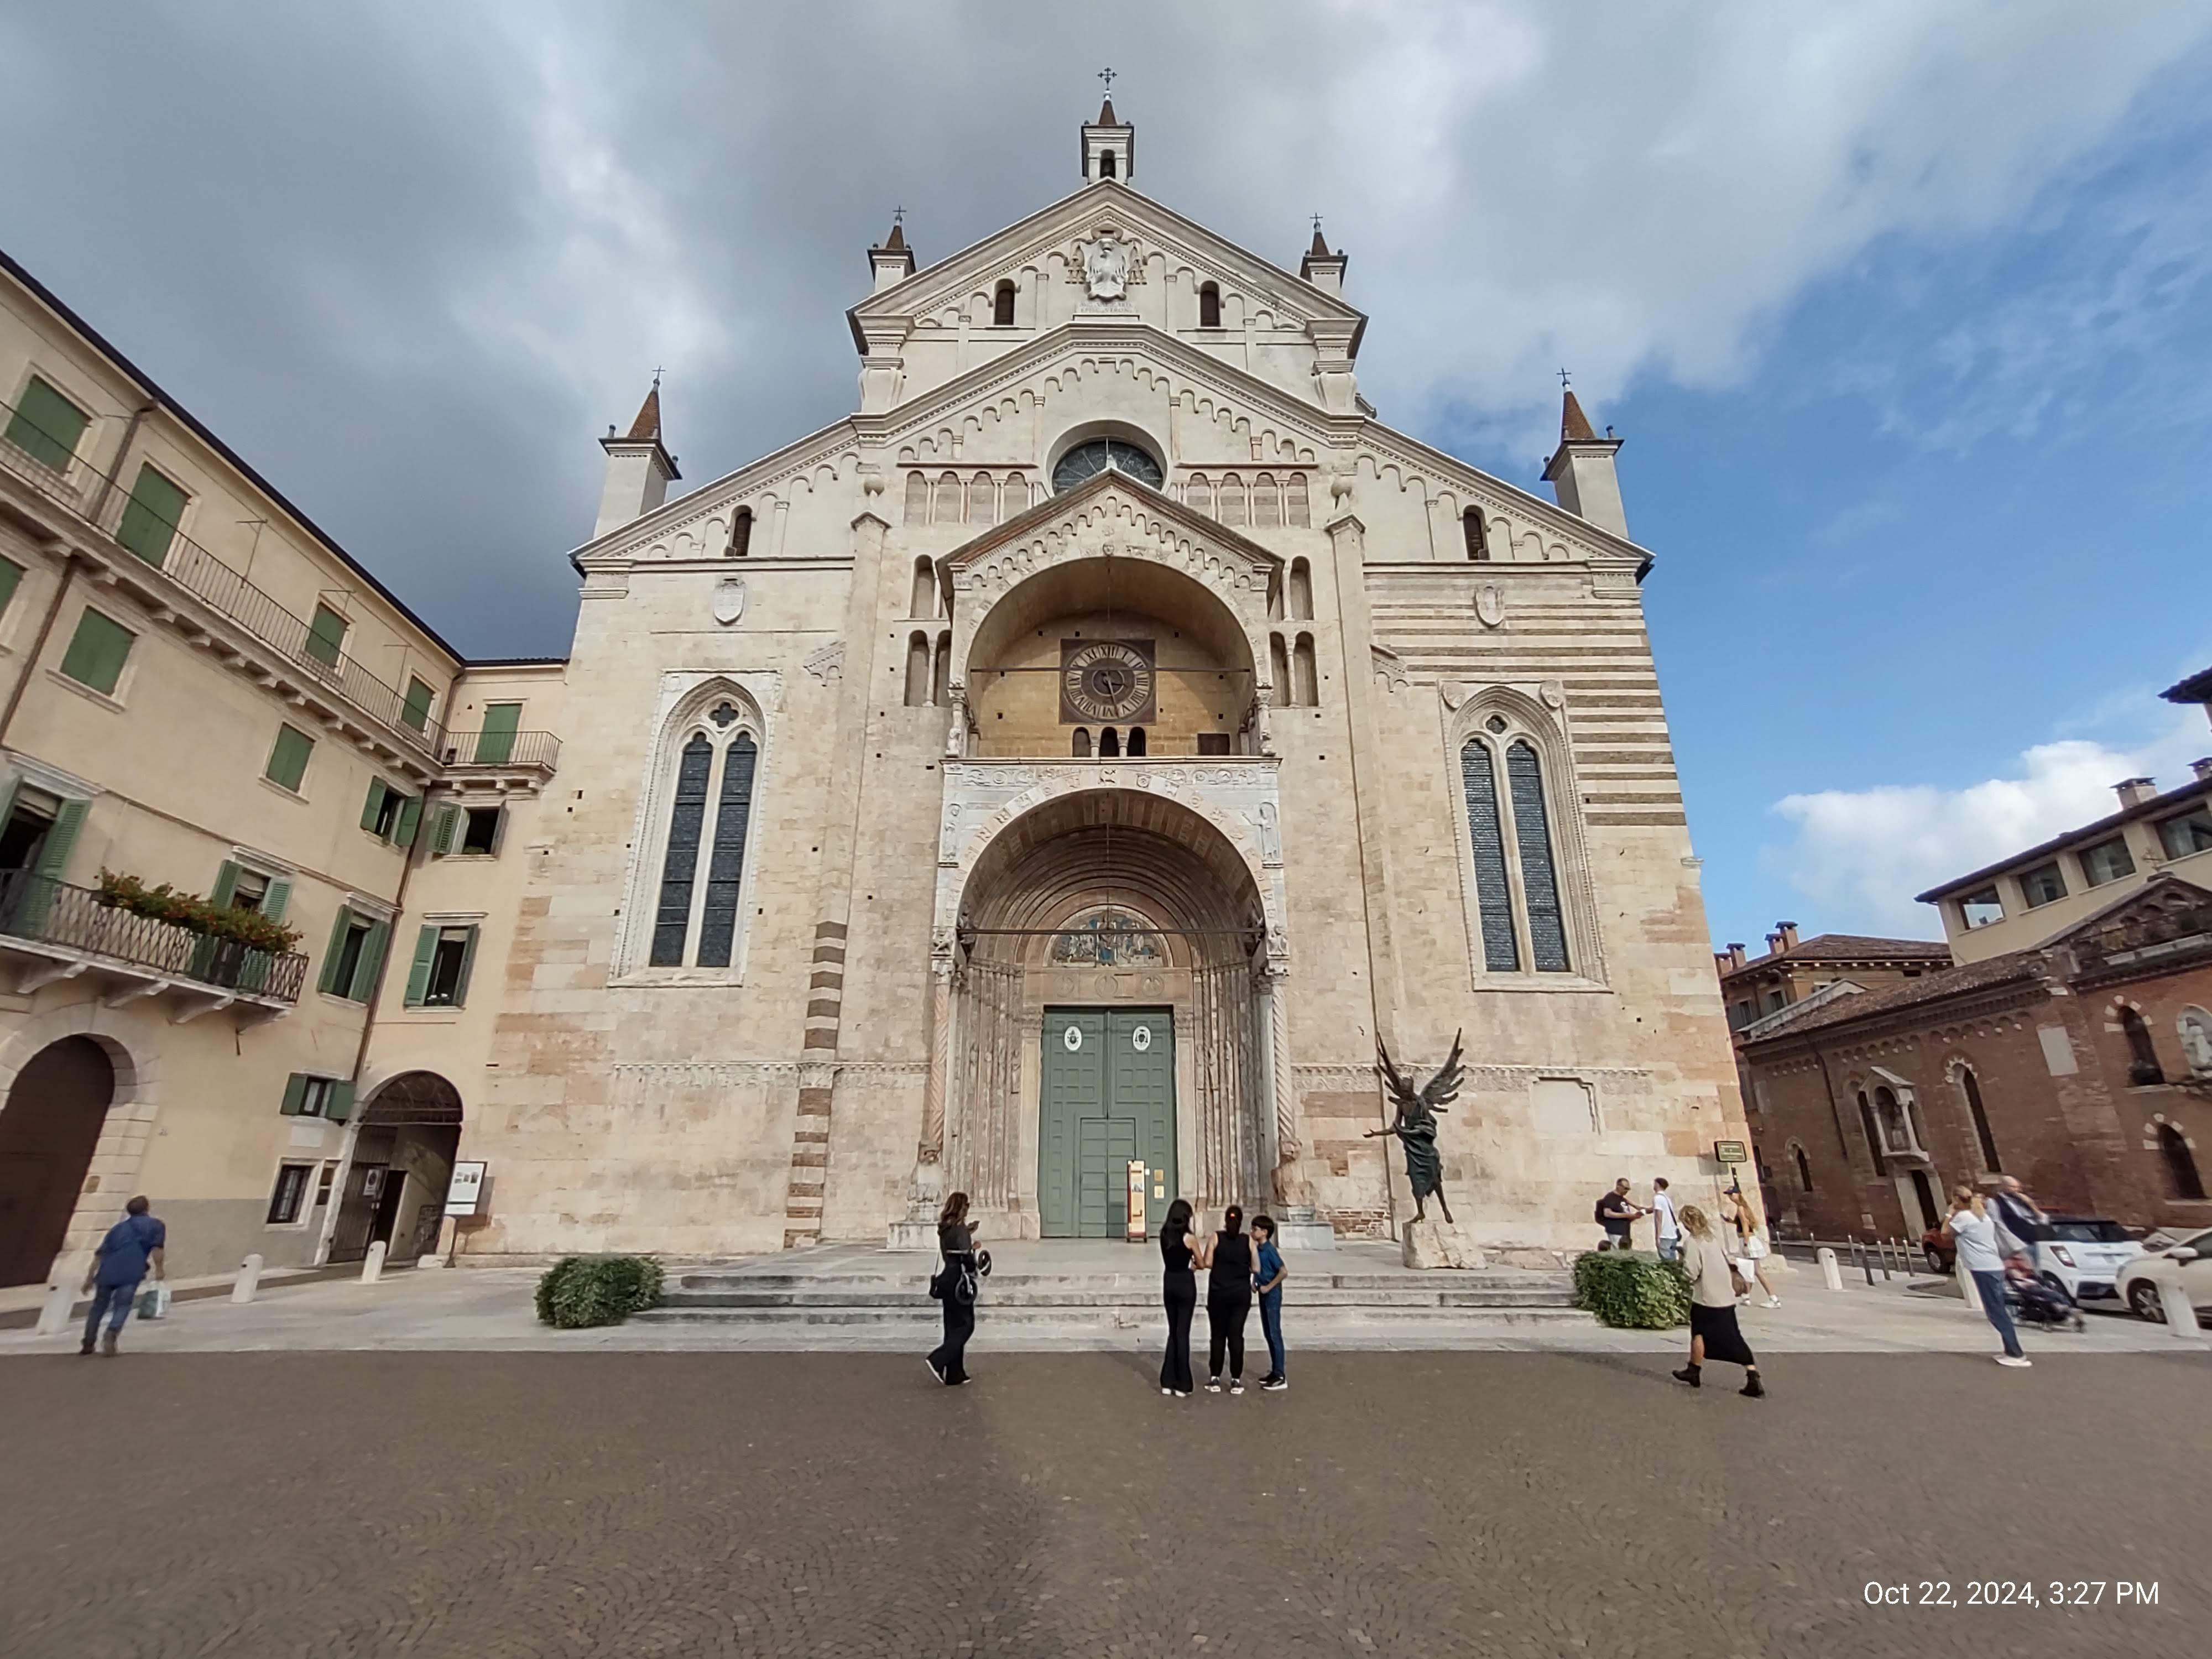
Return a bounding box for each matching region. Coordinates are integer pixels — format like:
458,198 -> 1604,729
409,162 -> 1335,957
911,557 -> 937,619
1292,634 -> 1318,707
1287,558 -> 1313,620
1959,1066 -> 2001,1172
2160,1122 -> 2206,1201
1126,726 -> 1147,757
1218,472 -> 1247,527
1792,1142 -> 1814,1192
728,507 -> 753,558
1098,727 -> 1121,758
646,703 -> 763,969
1198,283 -> 1220,328
932,633 -> 952,707
935,471 -> 962,524
1269,634 -> 1291,709
1186,473 -> 1213,518
2121,1006 -> 2164,1085
1506,740 -> 1568,972
1254,473 -> 1281,528
967,472 -> 995,526
1286,473 -> 1310,527
1072,728 -> 1092,758
992,280 -> 1015,327
1099,150 -> 1117,179
1463,508 -> 1489,561
904,632 -> 931,707
904,472 -> 928,525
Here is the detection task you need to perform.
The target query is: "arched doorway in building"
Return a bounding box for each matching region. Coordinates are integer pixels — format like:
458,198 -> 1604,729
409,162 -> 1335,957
330,1071 -> 462,1265
0,1036 -> 116,1287
952,789 -> 1274,1238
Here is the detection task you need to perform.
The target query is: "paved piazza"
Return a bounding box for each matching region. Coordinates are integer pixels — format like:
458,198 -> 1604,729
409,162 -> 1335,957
1,1350 -> 2203,1658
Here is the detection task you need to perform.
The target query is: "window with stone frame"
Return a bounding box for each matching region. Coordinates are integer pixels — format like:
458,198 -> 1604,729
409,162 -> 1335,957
640,691 -> 765,972
1452,700 -> 1593,982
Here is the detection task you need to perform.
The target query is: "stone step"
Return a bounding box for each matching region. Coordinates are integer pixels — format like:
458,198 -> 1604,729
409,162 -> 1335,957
670,1271 -> 1574,1295
658,1285 -> 1575,1310
632,1303 -> 1592,1329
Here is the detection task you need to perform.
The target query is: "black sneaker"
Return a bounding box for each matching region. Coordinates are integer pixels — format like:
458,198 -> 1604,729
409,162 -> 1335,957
1740,1374 -> 1766,1399
1672,1366 -> 1702,1388
1206,1377 -> 1222,1394
924,1357 -> 945,1385
1261,1375 -> 1287,1391
1229,1378 -> 1245,1395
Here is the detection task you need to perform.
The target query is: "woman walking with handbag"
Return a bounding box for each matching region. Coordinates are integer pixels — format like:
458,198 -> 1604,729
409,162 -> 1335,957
1159,1199 -> 1197,1397
1673,1204 -> 1766,1397
1947,1186 -> 2031,1369
1195,1203 -> 1254,1395
926,1191 -> 981,1386
1724,1188 -> 1781,1308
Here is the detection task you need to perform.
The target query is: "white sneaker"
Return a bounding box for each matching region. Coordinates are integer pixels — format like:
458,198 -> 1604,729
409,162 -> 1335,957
1762,1297 -> 1782,1309
1161,1386 -> 1173,1396
1994,1355 -> 2032,1369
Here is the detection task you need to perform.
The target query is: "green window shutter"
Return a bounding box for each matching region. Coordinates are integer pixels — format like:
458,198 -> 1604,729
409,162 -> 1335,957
0,776 -> 19,832
114,464 -> 188,568
261,879 -> 291,925
58,609 -> 135,696
207,860 -> 241,908
352,919 -> 390,1002
4,377 -> 91,472
325,1081 -> 355,1123
266,724 -> 312,791
474,702 -> 521,764
431,804 -> 459,856
317,907 -> 352,994
360,778 -> 387,832
305,603 -> 348,669
401,676 -> 434,733
279,1073 -> 309,1116
34,798 -> 87,881
403,924 -> 437,1007
395,794 -> 422,848
453,925 -> 480,1008
0,555 -> 23,619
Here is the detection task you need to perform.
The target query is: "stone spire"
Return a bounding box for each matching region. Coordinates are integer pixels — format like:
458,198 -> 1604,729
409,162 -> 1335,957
596,375 -> 680,539
1081,87 -> 1135,185
1542,379 -> 1626,539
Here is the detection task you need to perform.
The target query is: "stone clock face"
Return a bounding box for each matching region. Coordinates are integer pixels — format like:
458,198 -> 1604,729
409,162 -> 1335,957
1060,639 -> 1157,724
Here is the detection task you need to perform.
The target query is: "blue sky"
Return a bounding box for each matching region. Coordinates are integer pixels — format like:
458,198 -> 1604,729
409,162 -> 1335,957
2,3 -> 2208,950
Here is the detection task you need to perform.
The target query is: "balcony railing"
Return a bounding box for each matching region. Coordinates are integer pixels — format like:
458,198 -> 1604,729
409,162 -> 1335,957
440,729 -> 561,771
0,869 -> 308,1005
0,395 -> 446,755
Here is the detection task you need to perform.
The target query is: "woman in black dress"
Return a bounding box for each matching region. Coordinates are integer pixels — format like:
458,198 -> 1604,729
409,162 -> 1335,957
926,1191 -> 978,1386
1159,1199 -> 1197,1397
1196,1203 -> 1254,1395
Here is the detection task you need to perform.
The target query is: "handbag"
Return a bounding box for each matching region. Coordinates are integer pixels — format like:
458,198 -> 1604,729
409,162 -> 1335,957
1727,1264 -> 1751,1298
135,1282 -> 173,1321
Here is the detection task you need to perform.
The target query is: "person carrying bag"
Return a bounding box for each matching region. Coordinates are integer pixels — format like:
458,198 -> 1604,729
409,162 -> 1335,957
925,1191 -> 985,1386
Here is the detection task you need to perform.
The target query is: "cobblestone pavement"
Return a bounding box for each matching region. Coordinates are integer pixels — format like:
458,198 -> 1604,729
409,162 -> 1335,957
2,1352 -> 2203,1658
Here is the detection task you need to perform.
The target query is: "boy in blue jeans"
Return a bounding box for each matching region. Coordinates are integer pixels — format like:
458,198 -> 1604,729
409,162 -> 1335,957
1252,1214 -> 1288,1390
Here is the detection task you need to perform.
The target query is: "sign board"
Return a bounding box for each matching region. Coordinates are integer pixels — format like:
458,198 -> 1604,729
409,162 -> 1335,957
1125,1159 -> 1147,1241
445,1161 -> 488,1217
1712,1139 -> 1749,1166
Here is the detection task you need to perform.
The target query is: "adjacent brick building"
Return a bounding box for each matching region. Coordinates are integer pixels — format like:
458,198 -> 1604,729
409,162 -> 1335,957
1739,875 -> 2212,1239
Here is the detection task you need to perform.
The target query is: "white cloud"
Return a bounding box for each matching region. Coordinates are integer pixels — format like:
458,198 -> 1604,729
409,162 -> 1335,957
1765,706 -> 2212,938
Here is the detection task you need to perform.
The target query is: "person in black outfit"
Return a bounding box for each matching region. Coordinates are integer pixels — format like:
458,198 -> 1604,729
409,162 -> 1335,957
1159,1198 -> 1197,1397
926,1191 -> 979,1386
1197,1203 -> 1254,1394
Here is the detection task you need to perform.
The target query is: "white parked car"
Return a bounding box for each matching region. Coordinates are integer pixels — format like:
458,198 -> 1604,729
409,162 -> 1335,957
2002,1215 -> 2143,1305
2115,1227 -> 2212,1324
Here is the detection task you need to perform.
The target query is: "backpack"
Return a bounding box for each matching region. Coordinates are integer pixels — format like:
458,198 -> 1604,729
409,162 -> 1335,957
1593,1195 -> 1610,1225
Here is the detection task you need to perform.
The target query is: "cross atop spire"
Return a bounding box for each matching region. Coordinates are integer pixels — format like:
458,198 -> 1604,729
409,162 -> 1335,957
1081,82 -> 1134,181
1308,214 -> 1331,257
1558,366 -> 1572,390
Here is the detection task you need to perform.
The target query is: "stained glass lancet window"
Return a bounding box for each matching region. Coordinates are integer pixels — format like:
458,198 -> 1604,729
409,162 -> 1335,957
1460,740 -> 1519,972
651,734 -> 715,965
1507,740 -> 1570,973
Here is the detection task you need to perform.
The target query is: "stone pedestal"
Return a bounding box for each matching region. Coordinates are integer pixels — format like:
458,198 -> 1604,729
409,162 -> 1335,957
1274,1221 -> 1337,1252
884,1218 -> 935,1253
1402,1218 -> 1487,1270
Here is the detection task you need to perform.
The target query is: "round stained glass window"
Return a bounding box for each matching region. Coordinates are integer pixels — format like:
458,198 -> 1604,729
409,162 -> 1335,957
1052,438 -> 1164,493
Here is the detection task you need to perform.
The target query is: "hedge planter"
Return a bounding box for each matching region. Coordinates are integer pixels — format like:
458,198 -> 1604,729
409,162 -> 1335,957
535,1255 -> 665,1329
1573,1249 -> 1692,1329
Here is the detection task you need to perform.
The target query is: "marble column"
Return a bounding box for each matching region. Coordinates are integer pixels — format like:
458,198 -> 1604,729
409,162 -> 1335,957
887,948 -> 956,1249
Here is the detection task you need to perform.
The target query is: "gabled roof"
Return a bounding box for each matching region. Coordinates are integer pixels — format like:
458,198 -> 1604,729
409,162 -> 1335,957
2161,665 -> 2212,706
1720,932 -> 1950,983
1739,952 -> 2047,1046
1916,772 -> 2212,901
938,466 -> 1281,580
847,179 -> 1366,355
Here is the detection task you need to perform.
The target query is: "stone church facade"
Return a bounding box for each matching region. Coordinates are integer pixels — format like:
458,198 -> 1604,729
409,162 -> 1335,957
465,101 -> 1750,1257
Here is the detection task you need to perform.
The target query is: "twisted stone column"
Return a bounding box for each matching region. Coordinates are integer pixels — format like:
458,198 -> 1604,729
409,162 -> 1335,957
888,952 -> 956,1248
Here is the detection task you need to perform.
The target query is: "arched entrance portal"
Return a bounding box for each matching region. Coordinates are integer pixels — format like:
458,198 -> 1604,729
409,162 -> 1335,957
0,1036 -> 116,1286
951,790 -> 1274,1237
330,1071 -> 462,1265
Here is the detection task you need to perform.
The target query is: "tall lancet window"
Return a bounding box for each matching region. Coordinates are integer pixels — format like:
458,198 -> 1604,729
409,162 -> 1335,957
1507,740 -> 1569,972
1459,741 -> 1519,972
646,697 -> 765,970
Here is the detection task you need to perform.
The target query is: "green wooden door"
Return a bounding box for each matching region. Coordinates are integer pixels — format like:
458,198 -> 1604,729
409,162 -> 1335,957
474,702 -> 521,764
1039,1006 -> 1176,1239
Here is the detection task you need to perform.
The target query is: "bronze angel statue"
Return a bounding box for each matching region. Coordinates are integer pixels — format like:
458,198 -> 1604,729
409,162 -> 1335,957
1368,1030 -> 1465,1224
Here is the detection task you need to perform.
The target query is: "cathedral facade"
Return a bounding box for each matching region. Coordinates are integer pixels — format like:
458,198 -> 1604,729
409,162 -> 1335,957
465,102 -> 1750,1257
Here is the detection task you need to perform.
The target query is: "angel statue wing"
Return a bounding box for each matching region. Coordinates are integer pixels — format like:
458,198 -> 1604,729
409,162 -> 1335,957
1419,1029 -> 1466,1114
1375,1037 -> 1420,1115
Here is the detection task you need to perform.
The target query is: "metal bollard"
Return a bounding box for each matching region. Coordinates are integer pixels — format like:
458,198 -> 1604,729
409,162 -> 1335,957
1858,1240 -> 1874,1286
360,1240 -> 387,1285
1818,1246 -> 1843,1291
2153,1261 -> 2206,1347
1876,1240 -> 1893,1280
232,1253 -> 264,1304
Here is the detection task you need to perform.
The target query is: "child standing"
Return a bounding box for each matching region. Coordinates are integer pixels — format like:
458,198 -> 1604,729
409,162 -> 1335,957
1252,1214 -> 1288,1391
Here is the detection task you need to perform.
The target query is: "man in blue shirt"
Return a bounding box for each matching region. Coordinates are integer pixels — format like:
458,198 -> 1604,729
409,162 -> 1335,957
1251,1214 -> 1288,1391
80,1196 -> 165,1356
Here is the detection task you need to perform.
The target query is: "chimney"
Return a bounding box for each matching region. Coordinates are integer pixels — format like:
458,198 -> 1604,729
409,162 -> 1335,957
1764,930 -> 1783,957
1775,921 -> 1800,951
2193,758 -> 2212,782
1727,943 -> 1747,971
2115,776 -> 2158,808
594,380 -> 680,539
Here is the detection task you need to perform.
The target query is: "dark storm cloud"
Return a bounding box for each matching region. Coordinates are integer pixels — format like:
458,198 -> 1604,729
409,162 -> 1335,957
0,2 -> 2201,658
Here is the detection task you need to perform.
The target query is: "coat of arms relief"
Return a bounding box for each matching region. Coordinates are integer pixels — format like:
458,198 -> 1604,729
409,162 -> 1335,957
1072,228 -> 1142,311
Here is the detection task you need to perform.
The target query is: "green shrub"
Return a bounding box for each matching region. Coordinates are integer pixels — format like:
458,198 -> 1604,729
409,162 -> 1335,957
1573,1250 -> 1691,1329
535,1254 -> 664,1328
